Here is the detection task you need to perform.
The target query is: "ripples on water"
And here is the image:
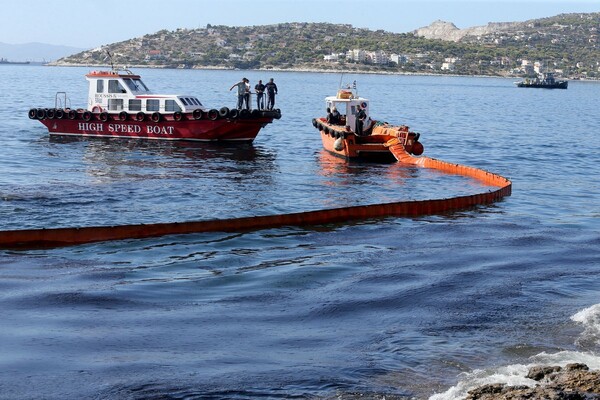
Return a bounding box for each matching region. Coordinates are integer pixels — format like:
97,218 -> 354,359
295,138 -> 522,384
0,66 -> 599,399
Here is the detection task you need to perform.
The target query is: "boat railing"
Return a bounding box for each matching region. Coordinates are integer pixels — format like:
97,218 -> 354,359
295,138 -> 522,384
54,92 -> 70,109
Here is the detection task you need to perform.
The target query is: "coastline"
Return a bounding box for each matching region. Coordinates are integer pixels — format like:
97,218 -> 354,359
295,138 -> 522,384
44,61 -> 520,80
45,61 -> 600,81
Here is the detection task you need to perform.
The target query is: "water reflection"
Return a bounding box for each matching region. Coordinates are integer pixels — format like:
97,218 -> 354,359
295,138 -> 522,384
316,149 -> 417,188
48,136 -> 278,183
49,135 -> 273,162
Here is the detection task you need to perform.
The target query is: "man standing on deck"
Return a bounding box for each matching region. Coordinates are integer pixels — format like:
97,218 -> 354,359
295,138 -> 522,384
265,78 -> 278,110
355,104 -> 367,136
255,80 -> 265,110
229,78 -> 250,110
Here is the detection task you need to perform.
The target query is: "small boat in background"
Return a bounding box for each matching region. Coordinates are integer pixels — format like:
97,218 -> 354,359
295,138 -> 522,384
515,72 -> 568,89
312,83 -> 423,162
29,67 -> 281,142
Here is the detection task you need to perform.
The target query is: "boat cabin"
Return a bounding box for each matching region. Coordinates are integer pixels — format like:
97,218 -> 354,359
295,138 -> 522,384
85,69 -> 205,114
324,87 -> 370,131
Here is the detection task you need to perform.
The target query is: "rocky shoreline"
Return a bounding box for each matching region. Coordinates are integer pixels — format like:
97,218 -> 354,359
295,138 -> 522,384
466,363 -> 600,399
43,62 -> 600,82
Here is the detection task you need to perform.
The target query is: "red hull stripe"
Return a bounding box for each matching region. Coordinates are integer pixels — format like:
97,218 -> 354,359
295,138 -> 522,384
39,118 -> 271,141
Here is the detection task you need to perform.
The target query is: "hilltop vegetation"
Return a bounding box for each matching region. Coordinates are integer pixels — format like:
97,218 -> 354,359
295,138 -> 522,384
55,13 -> 600,78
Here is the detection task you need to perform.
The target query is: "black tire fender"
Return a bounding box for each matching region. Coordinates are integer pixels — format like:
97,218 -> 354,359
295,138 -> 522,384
219,107 -> 230,118
208,109 -> 219,120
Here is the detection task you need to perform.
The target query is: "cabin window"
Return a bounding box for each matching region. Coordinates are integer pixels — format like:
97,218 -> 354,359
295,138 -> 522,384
146,99 -> 160,112
96,80 -> 104,93
123,78 -> 150,92
108,99 -> 124,111
180,98 -> 189,106
128,99 -> 142,111
123,79 -> 137,92
165,100 -> 181,112
134,78 -> 149,92
108,80 -> 126,94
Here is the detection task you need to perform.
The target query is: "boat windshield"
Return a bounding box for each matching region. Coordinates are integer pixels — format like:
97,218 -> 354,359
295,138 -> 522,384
123,78 -> 150,93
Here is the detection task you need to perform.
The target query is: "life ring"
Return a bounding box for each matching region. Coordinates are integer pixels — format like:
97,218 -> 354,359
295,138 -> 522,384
207,109 -> 219,121
151,112 -> 161,123
91,105 -> 103,113
55,109 -> 65,119
28,109 -> 37,119
82,111 -> 92,121
173,111 -> 183,121
119,111 -> 128,121
46,108 -> 56,119
68,110 -> 77,120
219,107 -> 230,118
229,109 -> 240,119
136,112 -> 145,121
99,112 -> 109,122
192,109 -> 203,120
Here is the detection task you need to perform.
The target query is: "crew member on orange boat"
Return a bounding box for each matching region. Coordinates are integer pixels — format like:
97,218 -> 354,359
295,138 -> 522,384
355,104 -> 367,136
329,106 -> 341,125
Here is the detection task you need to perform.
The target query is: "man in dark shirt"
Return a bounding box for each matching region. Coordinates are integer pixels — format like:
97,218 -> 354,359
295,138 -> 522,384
355,104 -> 367,136
255,80 -> 265,110
330,106 -> 340,124
265,78 -> 278,110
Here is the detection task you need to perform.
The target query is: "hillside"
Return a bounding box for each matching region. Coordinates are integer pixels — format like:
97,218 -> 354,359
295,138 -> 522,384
413,20 -> 521,42
54,13 -> 600,78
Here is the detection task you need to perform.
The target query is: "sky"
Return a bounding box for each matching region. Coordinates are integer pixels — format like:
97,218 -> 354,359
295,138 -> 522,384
3,0 -> 599,49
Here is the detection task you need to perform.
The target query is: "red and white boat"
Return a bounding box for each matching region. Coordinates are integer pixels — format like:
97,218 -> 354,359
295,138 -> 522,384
29,68 -> 281,142
312,85 -> 423,162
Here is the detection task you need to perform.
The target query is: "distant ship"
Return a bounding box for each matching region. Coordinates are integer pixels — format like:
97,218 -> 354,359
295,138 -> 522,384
0,58 -> 31,65
515,72 -> 568,89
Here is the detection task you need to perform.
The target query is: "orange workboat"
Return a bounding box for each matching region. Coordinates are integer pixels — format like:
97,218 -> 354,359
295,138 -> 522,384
312,85 -> 423,162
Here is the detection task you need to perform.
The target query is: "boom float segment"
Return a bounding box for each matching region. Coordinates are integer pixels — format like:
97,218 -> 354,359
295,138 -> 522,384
0,144 -> 511,249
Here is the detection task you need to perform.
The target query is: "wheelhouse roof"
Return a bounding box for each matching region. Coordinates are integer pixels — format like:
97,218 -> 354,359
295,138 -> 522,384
85,70 -> 141,79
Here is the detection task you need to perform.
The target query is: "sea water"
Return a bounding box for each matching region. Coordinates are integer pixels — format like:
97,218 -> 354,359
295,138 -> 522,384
0,65 -> 599,399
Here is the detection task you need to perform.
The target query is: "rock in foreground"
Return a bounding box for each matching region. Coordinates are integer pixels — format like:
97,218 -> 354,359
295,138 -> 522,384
466,363 -> 600,399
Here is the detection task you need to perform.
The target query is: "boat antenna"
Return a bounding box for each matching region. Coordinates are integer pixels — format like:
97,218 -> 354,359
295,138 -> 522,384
105,50 -> 115,71
339,72 -> 344,89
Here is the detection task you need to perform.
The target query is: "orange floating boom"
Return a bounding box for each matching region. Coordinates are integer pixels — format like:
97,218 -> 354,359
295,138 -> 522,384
0,145 -> 511,249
